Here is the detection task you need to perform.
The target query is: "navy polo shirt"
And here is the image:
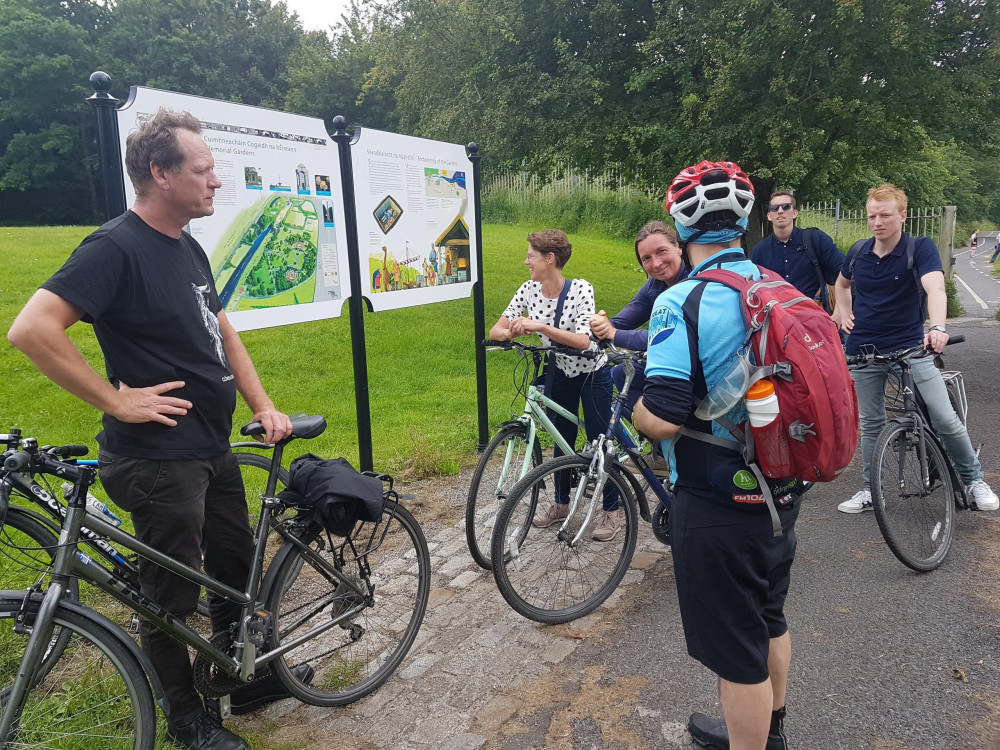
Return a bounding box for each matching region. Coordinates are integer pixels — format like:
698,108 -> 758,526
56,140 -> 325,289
842,233 -> 942,356
751,226 -> 843,300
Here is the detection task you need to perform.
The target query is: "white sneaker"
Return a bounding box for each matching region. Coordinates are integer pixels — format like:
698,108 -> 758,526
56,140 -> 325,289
965,480 -> 1000,511
838,489 -> 872,514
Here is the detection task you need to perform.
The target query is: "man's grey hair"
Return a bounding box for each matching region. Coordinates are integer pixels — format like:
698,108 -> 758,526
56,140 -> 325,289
124,109 -> 202,195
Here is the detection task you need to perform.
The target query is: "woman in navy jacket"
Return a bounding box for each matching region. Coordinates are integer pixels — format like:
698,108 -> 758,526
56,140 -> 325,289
590,221 -> 688,416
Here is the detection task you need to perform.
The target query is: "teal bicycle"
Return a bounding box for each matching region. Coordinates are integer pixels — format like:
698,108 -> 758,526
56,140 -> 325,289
466,340 -> 654,569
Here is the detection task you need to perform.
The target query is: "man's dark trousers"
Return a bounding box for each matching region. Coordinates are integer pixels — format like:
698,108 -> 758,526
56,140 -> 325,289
100,450 -> 252,728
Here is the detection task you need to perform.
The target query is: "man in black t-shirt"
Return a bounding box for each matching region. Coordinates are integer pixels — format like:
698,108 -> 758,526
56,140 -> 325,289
8,109 -> 294,750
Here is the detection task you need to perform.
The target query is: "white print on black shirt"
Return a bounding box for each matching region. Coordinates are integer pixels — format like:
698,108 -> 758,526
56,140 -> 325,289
193,283 -> 229,369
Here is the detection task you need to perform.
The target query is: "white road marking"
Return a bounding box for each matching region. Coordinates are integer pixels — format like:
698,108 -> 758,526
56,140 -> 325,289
954,273 -> 988,309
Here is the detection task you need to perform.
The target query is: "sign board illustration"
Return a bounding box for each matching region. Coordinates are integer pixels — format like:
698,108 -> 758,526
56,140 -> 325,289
117,87 -> 351,331
351,129 -> 477,312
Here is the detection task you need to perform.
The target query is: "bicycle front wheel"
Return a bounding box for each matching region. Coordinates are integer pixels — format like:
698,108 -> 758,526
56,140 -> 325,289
491,454 -> 638,624
871,422 -> 955,572
465,424 -> 542,569
0,508 -> 80,681
0,597 -> 156,750
265,499 -> 430,706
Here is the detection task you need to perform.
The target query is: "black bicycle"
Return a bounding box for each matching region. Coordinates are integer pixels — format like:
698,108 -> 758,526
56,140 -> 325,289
0,432 -> 289,619
0,414 -> 430,749
846,336 -> 971,571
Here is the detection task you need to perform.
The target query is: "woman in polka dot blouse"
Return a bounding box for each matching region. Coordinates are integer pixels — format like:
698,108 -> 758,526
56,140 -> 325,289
488,229 -> 621,541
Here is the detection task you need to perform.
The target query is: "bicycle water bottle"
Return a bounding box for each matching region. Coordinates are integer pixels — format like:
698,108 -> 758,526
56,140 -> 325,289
744,380 -> 792,477
61,482 -> 123,528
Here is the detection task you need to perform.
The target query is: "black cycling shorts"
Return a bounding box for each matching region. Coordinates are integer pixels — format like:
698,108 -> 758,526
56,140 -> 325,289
670,488 -> 800,685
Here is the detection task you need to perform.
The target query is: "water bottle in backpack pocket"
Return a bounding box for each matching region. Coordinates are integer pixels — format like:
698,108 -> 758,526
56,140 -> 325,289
744,380 -> 793,479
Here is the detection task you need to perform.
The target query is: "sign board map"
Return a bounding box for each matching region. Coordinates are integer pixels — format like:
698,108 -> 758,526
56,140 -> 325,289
117,87 -> 350,331
352,129 -> 477,312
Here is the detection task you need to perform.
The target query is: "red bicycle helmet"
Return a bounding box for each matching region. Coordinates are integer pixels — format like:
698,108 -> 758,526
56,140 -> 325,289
665,160 -> 755,228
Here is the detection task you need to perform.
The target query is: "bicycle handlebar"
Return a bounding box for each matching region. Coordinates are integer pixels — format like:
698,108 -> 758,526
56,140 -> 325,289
40,444 -> 90,458
3,448 -> 86,482
482,339 -> 602,360
846,334 -> 965,368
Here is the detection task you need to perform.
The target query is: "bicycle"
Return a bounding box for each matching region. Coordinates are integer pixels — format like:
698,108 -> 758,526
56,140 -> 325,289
846,336 -> 971,572
467,339 -> 663,570
0,432 -> 288,618
0,414 -> 430,749
489,343 -> 674,623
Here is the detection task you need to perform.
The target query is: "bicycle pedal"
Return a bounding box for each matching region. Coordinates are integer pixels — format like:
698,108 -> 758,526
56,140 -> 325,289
128,613 -> 140,634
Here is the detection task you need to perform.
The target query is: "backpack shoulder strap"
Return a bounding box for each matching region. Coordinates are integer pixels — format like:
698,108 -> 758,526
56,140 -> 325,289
800,227 -> 831,312
845,238 -> 870,301
845,239 -> 869,277
544,278 -> 573,392
905,235 -> 928,321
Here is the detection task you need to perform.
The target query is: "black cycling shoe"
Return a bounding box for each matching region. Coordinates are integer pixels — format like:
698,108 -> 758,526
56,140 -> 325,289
167,712 -> 249,750
229,663 -> 315,715
688,707 -> 788,750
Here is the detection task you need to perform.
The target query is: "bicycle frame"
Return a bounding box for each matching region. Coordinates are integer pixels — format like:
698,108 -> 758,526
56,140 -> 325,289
890,363 -> 966,504
486,346 -> 582,500
1,443 -> 274,587
0,441 -> 369,737
849,345 -> 967,507
555,346 -> 670,545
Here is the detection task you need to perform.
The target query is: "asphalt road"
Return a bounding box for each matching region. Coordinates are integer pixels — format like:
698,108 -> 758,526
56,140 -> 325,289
498,321 -> 1000,749
955,237 -> 1000,318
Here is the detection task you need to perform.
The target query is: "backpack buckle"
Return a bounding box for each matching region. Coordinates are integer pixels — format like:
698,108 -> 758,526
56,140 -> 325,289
789,421 -> 816,442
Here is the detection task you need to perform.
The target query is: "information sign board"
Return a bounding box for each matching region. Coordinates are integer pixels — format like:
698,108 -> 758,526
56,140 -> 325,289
352,129 -> 477,311
117,87 -> 350,331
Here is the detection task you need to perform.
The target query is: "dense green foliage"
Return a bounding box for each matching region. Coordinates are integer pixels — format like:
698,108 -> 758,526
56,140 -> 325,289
0,0 -> 997,233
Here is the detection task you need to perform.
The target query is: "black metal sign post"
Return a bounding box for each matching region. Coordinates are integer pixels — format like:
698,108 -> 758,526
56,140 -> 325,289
332,116 -> 374,472
87,72 -> 126,221
467,143 -> 490,451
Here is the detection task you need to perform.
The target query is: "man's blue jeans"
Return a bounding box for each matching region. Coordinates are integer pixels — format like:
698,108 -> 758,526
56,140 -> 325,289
852,356 -> 983,488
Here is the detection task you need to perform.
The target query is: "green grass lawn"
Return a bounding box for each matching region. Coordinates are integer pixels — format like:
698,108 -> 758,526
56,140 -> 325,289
1,224 -> 645,480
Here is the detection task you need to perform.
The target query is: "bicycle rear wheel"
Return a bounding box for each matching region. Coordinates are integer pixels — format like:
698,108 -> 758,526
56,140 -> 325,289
465,424 -> 542,569
265,499 -> 430,706
491,454 -> 638,624
0,597 -> 156,750
234,451 -> 290,521
871,422 -> 955,572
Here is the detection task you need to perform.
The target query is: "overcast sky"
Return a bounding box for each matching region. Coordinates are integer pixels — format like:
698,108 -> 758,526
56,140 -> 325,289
282,0 -> 354,32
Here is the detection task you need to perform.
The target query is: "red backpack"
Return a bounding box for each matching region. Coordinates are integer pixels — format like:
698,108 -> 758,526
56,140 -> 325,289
692,267 -> 859,485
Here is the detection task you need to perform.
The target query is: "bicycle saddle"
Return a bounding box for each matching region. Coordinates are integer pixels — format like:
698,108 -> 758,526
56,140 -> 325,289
241,414 -> 327,442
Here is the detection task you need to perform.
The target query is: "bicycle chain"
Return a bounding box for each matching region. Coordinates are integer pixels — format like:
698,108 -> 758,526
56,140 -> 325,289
192,631 -> 248,698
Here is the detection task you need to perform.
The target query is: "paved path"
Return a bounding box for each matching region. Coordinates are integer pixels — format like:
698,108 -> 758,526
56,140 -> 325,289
236,487 -> 674,749
955,237 -> 1000,317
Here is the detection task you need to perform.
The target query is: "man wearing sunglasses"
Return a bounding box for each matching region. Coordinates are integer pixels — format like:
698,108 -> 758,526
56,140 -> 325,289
751,192 -> 843,315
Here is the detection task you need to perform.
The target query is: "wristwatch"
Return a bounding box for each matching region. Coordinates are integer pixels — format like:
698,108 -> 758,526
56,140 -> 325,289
928,325 -> 947,334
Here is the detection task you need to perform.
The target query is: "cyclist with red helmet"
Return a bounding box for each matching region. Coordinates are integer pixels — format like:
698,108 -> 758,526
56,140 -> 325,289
634,160 -> 800,750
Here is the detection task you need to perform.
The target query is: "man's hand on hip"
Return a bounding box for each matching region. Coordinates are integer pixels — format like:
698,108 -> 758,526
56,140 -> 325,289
113,381 -> 191,426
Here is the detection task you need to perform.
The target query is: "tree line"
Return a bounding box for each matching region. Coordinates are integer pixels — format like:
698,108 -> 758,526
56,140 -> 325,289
1,0 -> 997,240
